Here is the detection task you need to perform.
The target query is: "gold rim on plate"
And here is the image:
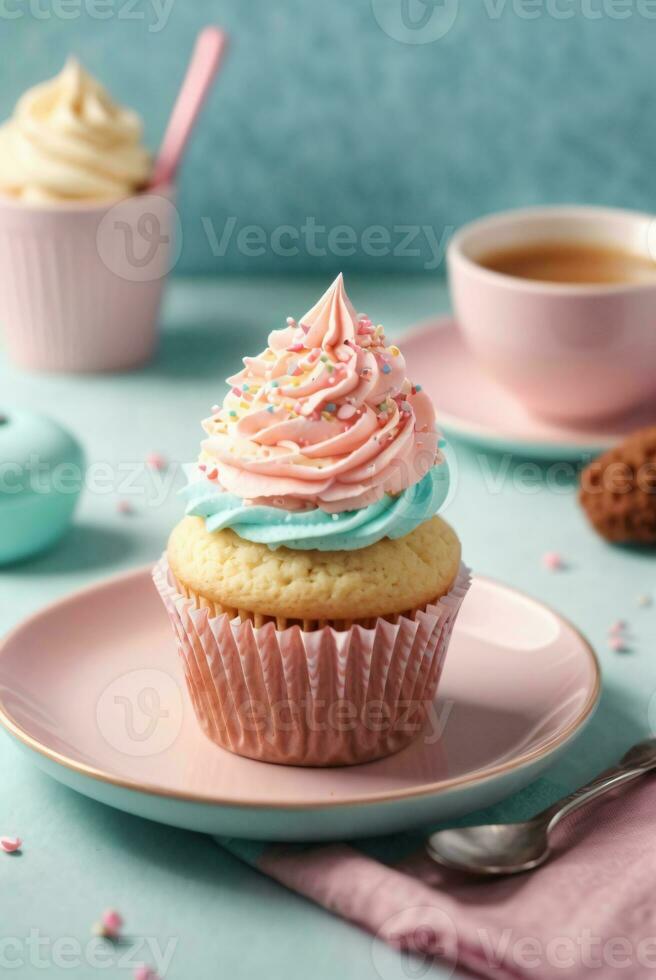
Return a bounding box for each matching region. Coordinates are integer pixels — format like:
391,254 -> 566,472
0,567 -> 601,811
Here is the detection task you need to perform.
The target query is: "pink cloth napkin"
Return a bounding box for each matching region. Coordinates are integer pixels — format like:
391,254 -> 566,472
223,779 -> 656,980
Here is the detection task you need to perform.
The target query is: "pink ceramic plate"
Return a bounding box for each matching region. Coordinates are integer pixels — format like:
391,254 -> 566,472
0,567 -> 600,840
402,317 -> 656,460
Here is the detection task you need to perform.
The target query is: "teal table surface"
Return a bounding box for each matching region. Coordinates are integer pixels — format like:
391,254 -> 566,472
1,276 -> 655,980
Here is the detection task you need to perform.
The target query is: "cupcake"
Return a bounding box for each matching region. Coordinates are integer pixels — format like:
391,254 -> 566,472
0,59 -> 174,373
154,275 -> 470,765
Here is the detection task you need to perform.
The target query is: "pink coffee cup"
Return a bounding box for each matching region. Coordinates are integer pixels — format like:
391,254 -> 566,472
448,206 -> 656,424
0,187 -> 179,373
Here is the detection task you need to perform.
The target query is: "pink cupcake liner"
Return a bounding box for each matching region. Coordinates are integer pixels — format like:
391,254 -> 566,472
153,557 -> 471,767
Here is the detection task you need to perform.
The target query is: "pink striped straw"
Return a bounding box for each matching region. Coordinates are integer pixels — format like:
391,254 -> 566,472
150,26 -> 228,189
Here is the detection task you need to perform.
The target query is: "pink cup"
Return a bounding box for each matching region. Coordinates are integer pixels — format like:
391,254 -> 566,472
0,187 -> 179,373
448,206 -> 656,424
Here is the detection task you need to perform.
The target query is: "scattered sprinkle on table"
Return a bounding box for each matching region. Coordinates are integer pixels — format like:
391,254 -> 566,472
93,908 -> 123,940
134,967 -> 159,980
116,500 -> 134,516
609,636 -> 629,653
609,620 -> 626,635
145,452 -> 167,471
636,594 -> 652,608
542,552 -> 564,571
0,836 -> 21,853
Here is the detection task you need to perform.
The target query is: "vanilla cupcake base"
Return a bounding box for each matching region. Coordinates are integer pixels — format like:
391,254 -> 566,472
166,515 -> 462,624
153,557 -> 470,767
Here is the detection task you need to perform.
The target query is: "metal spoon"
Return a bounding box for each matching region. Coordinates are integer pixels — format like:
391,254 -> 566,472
426,738 -> 656,876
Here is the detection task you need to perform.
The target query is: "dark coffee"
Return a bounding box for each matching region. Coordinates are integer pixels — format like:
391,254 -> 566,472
478,241 -> 656,285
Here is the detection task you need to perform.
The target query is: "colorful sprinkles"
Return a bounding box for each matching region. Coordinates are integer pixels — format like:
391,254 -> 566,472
608,619 -> 631,653
134,968 -> 160,980
198,285 -> 434,494
93,909 -> 124,940
145,452 -> 167,471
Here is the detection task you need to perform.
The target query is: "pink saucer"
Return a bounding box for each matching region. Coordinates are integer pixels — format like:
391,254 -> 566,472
0,567 -> 600,840
402,318 -> 656,459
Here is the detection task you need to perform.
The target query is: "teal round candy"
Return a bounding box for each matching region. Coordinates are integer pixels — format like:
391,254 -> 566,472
0,410 -> 84,564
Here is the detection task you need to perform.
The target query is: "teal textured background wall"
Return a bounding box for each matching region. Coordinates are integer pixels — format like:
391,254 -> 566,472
1,0 -> 655,274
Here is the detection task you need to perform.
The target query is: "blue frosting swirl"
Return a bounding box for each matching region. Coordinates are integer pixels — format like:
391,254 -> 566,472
181,464 -> 449,551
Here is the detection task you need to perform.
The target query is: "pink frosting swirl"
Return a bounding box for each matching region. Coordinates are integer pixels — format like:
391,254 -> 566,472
199,274 -> 439,513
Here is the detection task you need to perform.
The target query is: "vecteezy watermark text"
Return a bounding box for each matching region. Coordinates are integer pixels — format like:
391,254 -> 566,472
0,0 -> 175,31
0,456 -> 182,509
237,696 -> 453,745
1,450 -> 647,514
481,0 -> 656,20
201,217 -> 453,272
372,913 -> 656,979
0,931 -> 178,973
372,0 -> 656,46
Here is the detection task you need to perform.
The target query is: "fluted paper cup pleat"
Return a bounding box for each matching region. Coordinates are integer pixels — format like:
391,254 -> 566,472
153,558 -> 471,767
0,195 -> 172,372
188,604 -> 234,742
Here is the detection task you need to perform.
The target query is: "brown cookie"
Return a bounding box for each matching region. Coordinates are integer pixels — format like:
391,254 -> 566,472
579,426 -> 656,544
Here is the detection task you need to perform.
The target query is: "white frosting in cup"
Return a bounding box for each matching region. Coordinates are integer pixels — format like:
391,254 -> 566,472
0,58 -> 151,203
